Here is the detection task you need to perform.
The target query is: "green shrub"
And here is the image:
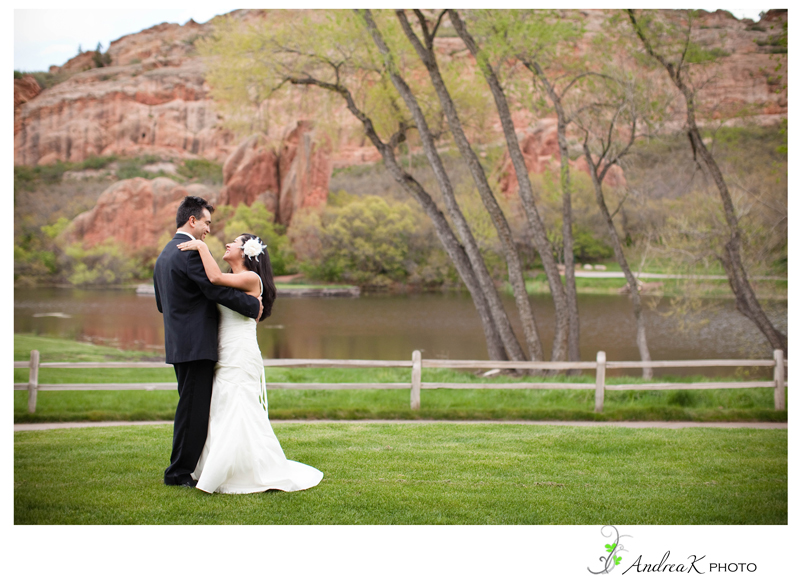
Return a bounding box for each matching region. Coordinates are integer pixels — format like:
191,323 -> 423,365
14,162 -> 72,191
92,44 -> 112,68
572,226 -> 614,262
115,155 -> 170,180
41,217 -> 71,239
79,155 -> 117,170
63,241 -> 140,286
23,70 -> 75,90
177,158 -> 223,184
298,195 -> 418,286
14,246 -> 58,282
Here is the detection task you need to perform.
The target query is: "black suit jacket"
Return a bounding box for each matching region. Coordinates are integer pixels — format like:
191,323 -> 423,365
154,234 -> 260,364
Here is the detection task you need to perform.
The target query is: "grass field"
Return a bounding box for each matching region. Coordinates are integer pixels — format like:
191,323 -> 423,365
14,422 -> 787,524
519,274 -> 788,299
15,334 -> 787,423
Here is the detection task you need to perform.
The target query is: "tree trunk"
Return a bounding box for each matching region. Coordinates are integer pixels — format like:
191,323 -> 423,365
359,9 -> 526,361
396,9 -> 544,362
627,9 -> 787,355
559,139 -> 581,370
287,77 -> 507,360
380,146 -> 509,361
689,126 -> 787,353
584,142 -> 653,379
449,9 -> 570,362
528,60 -> 582,369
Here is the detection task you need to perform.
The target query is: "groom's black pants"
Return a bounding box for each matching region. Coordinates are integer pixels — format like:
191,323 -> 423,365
164,359 -> 216,486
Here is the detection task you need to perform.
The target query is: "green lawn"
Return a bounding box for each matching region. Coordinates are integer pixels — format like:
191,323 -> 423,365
14,423 -> 787,524
275,283 -> 358,290
14,334 -> 786,423
519,274 -> 787,298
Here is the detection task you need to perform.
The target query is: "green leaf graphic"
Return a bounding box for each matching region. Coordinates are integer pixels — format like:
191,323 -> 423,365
605,544 -> 615,552
614,555 -> 622,566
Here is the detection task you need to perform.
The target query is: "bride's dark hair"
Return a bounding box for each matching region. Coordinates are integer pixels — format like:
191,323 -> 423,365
238,233 -> 277,321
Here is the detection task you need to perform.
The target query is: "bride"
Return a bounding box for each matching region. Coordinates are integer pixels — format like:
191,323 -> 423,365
177,233 -> 323,494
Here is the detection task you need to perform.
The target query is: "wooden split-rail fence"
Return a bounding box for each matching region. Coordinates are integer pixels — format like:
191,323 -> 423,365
14,349 -> 787,413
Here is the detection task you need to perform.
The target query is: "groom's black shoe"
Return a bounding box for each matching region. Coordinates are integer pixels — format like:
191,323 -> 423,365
165,477 -> 198,488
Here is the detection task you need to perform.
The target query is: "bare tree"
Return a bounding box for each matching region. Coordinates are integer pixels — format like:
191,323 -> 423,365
392,9 -> 544,362
626,9 -> 787,354
449,9 -> 571,362
198,11 -> 525,359
575,75 -> 654,378
356,9 -> 527,361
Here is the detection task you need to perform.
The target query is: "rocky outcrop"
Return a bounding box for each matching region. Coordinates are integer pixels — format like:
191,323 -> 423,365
55,51 -> 99,75
219,136 -> 280,209
15,58 -> 238,166
14,12 -> 264,166
65,121 -> 332,251
14,75 -> 41,110
219,121 -> 331,226
276,121 -> 331,225
14,75 -> 42,137
14,9 -> 787,170
497,119 -> 626,195
66,177 -> 217,250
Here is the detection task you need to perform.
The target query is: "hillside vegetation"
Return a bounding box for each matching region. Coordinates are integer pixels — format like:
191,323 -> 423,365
14,124 -> 787,293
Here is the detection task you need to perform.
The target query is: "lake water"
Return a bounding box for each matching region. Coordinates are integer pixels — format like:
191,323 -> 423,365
14,287 -> 787,377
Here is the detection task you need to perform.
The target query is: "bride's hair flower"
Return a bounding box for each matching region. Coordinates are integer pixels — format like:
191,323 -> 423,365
242,237 -> 267,261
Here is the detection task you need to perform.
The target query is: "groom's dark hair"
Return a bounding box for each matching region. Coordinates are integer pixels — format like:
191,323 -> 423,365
176,196 -> 215,229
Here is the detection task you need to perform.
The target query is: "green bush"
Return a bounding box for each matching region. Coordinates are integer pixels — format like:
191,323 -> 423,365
14,162 -> 72,191
63,240 -> 140,286
572,226 -> 614,262
14,246 -> 58,283
289,192 -> 458,288
41,217 -> 71,239
298,194 -> 418,286
21,70 -> 76,90
80,155 -> 117,170
548,223 -> 614,263
92,51 -> 112,68
177,158 -> 223,184
115,155 -> 171,180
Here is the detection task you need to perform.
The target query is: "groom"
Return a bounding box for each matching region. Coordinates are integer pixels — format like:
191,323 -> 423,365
154,196 -> 263,487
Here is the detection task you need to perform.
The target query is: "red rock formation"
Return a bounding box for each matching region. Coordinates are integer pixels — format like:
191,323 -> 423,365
67,177 -> 217,250
14,75 -> 41,137
497,119 -> 626,196
219,121 -> 332,226
14,75 -> 41,110
56,51 -> 99,74
14,9 -> 787,170
13,12 -> 266,167
15,58 -> 239,166
219,135 -> 281,210
277,121 -> 331,226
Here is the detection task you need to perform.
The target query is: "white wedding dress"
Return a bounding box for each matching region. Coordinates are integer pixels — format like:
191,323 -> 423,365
193,275 -> 323,494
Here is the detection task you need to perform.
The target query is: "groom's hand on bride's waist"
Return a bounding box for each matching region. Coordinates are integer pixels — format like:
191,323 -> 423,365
257,295 -> 263,320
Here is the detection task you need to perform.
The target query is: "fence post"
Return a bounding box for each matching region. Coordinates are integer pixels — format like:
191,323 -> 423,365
594,351 -> 606,413
773,349 -> 785,411
411,350 -> 422,410
28,349 -> 40,413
